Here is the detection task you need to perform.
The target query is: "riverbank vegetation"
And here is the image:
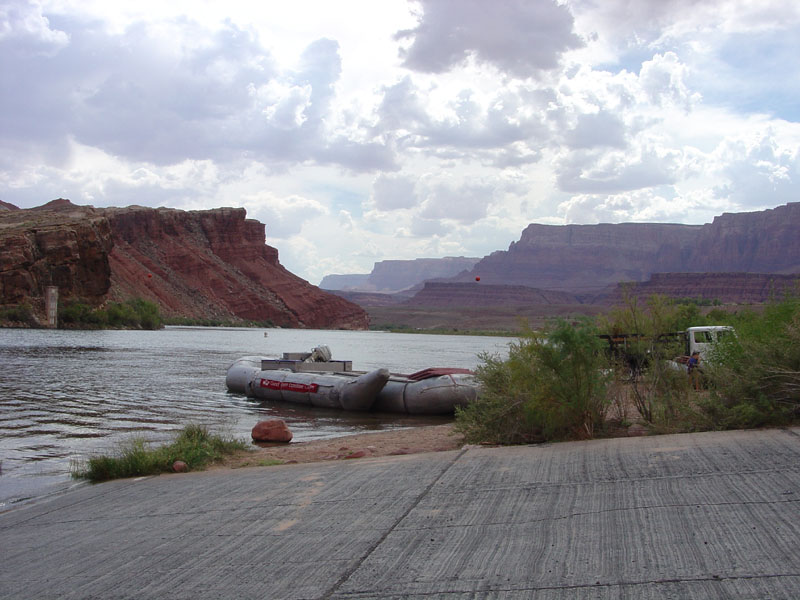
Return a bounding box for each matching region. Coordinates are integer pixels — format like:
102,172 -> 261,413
455,294 -> 800,444
163,316 -> 275,328
72,424 -> 248,482
371,323 -> 518,336
0,302 -> 38,327
0,297 -> 165,329
60,297 -> 163,329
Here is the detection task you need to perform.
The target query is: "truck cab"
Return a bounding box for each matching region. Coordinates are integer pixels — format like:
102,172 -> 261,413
685,326 -> 736,361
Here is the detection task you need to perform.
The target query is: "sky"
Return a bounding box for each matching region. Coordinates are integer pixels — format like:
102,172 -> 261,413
2,0 -> 799,284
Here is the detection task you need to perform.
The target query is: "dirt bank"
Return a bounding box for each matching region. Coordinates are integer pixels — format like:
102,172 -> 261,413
218,424 -> 465,469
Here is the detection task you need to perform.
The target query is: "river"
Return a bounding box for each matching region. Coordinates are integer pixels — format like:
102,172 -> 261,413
0,326 -> 512,509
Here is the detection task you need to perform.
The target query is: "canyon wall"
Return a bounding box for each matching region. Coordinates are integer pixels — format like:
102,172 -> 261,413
460,203 -> 800,293
404,282 -> 579,307
0,200 -> 368,329
321,256 -> 480,293
602,272 -> 800,305
0,200 -> 112,316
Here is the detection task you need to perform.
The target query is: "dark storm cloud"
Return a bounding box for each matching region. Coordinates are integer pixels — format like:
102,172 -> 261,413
396,0 -> 583,78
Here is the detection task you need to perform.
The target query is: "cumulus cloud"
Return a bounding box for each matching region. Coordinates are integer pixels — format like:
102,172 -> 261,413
371,173 -> 418,210
712,130 -> 800,208
419,180 -> 494,224
397,0 -> 583,78
0,7 -> 396,182
558,188 -> 686,224
243,193 -> 329,239
639,52 -> 699,111
563,110 -> 627,149
374,77 -> 549,169
556,144 -> 683,194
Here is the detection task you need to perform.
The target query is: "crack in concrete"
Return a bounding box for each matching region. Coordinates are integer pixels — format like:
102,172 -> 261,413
322,448 -> 469,600
392,497 -> 800,532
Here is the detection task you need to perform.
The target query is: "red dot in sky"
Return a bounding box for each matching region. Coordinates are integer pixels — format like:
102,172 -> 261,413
475,276 -> 481,282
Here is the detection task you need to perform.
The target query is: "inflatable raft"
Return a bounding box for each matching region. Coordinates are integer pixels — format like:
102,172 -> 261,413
225,347 -> 478,414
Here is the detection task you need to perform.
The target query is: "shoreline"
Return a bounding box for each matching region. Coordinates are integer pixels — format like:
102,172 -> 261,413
217,423 -> 465,469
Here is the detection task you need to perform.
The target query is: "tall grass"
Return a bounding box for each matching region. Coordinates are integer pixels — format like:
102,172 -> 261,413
73,424 -> 248,482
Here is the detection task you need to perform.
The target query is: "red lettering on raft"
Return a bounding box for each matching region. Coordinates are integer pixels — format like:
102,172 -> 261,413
259,379 -> 319,393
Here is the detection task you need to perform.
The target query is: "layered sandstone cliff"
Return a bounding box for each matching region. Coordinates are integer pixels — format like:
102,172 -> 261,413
690,204 -> 800,273
0,200 -> 112,316
460,203 -> 800,293
404,282 -> 579,307
602,272 -> 800,305
0,200 -> 368,329
105,205 -> 368,328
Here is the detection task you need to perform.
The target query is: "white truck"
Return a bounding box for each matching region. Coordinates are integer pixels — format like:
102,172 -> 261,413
683,326 -> 736,360
599,325 -> 736,373
668,325 -> 736,372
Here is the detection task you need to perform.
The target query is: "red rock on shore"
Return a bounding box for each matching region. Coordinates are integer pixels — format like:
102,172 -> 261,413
251,419 -> 293,443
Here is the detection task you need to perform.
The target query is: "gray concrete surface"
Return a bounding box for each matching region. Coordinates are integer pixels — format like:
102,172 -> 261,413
1,427 -> 799,599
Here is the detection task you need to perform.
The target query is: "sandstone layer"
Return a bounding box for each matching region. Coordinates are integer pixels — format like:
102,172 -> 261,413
104,205 -> 367,328
0,200 -> 112,316
404,282 -> 579,307
602,272 -> 800,305
460,203 -> 800,293
0,200 -> 368,329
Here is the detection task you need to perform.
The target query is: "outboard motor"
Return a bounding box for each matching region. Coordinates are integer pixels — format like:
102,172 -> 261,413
306,345 -> 332,362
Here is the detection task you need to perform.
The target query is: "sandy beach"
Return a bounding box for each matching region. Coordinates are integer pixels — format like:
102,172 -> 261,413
218,423 -> 466,469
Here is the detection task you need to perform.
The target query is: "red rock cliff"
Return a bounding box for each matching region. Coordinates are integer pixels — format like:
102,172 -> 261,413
1,200 -> 369,329
0,200 -> 112,316
104,205 -> 368,328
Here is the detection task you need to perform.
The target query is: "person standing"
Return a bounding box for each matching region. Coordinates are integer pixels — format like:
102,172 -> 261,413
687,351 -> 701,390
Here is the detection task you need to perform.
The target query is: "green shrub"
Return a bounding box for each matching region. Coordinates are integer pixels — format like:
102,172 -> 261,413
0,303 -> 38,326
73,424 -> 248,482
105,301 -> 138,327
59,301 -> 106,326
703,297 -> 800,428
58,297 -> 163,330
455,319 -> 611,444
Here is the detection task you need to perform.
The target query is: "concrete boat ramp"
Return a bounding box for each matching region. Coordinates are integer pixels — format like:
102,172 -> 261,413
2,427 -> 799,599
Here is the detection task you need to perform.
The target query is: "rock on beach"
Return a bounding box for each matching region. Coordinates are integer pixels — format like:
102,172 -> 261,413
251,419 -> 293,443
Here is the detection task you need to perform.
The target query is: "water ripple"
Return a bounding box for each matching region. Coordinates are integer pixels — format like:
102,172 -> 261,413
0,326 -> 510,505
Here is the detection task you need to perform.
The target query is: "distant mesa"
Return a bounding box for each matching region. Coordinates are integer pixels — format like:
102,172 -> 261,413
453,204 -> 800,294
320,256 -> 481,294
322,202 -> 800,310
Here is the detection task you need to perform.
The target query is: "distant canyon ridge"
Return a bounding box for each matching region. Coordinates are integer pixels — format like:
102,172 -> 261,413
2,199 -> 799,330
323,203 -> 800,328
